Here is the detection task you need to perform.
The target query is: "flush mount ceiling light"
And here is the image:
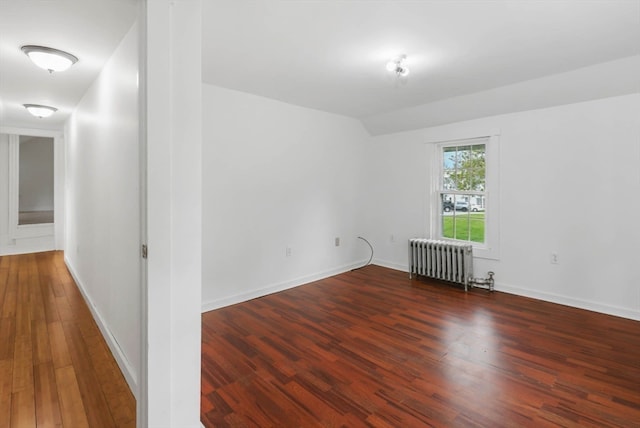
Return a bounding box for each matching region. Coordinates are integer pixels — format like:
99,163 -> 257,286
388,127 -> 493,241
386,54 -> 410,77
21,45 -> 78,73
23,104 -> 58,118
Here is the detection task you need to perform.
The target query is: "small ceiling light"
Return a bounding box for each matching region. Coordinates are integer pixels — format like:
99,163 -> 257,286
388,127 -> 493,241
23,104 -> 58,118
21,45 -> 78,73
386,54 -> 410,77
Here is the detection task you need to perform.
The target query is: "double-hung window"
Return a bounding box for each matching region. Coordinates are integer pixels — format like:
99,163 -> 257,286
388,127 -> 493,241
433,135 -> 499,259
440,140 -> 486,243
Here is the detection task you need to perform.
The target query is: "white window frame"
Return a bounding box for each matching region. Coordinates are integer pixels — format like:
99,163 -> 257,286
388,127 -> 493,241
429,133 -> 500,260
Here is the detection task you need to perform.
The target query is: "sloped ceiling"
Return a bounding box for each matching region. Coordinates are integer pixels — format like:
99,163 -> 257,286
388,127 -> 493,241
202,1 -> 640,134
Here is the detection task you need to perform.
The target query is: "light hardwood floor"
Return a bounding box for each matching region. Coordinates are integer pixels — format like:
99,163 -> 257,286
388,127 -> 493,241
0,251 -> 135,427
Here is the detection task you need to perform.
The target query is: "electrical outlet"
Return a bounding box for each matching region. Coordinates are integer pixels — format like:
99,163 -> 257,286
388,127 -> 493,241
286,247 -> 292,257
550,252 -> 559,264
335,237 -> 340,247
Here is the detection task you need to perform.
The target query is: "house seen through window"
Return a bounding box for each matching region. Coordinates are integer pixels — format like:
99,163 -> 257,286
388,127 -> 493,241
439,141 -> 486,244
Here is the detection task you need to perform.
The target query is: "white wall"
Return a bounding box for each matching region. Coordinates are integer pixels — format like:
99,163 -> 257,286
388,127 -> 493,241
363,93 -> 640,320
64,21 -> 140,392
201,84 -> 370,310
0,134 -> 10,244
145,1 -> 203,426
19,136 -> 54,212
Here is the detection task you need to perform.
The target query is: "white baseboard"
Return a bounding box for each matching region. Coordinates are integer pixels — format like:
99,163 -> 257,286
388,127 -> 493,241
372,258 -> 408,272
201,260 -> 368,313
372,260 -> 639,321
64,256 -> 139,396
0,235 -> 55,256
495,281 -> 640,321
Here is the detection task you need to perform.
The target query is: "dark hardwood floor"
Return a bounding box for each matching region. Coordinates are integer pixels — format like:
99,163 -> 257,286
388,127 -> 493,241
0,251 -> 135,427
201,265 -> 640,427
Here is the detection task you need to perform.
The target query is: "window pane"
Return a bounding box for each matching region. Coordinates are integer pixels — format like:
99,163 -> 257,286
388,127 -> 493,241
469,212 -> 485,243
443,145 -> 484,191
441,193 -> 454,240
443,147 -> 456,170
439,142 -> 486,245
443,171 -> 455,190
454,194 -> 469,213
470,196 -> 485,212
456,146 -> 471,170
470,145 -> 485,190
441,193 -> 454,213
472,144 -> 486,155
469,167 -> 485,191
439,192 -> 485,244
458,214 -> 472,241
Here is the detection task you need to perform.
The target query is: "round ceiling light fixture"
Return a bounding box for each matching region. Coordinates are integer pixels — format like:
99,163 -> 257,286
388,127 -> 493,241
386,54 -> 410,77
23,104 -> 58,118
21,45 -> 78,73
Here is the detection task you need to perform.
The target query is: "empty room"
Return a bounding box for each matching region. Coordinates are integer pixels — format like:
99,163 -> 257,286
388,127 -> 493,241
0,1 -> 639,427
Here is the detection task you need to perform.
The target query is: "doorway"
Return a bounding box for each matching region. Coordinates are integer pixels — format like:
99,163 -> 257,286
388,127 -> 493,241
0,128 -> 63,255
18,135 -> 55,225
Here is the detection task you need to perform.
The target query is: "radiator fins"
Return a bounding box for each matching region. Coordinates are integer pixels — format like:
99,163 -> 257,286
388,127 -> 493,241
409,238 -> 473,291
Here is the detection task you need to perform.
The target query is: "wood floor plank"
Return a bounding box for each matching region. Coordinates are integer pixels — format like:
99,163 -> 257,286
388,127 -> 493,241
35,257 -> 59,324
83,332 -> 136,425
53,295 -> 75,323
14,267 -> 32,338
33,362 -> 62,428
61,321 -> 117,428
1,262 -> 18,321
0,319 -> 16,361
201,264 -> 640,427
0,267 -> 9,312
55,366 -> 89,428
48,321 -> 72,370
10,388 -> 35,428
0,395 -> 10,428
31,320 -> 53,365
12,334 -> 33,393
28,271 -> 46,325
0,359 -> 13,428
49,272 -> 66,299
0,252 -> 135,428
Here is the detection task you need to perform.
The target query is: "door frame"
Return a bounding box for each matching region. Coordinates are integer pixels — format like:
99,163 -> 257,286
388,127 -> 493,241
1,126 -> 64,253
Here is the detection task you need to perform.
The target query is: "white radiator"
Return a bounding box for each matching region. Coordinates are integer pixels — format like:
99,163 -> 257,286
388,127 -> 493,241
409,238 -> 473,291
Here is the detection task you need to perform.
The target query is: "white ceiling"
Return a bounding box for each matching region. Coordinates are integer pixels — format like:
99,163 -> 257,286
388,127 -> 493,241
1,1 -> 638,133
202,0 -> 640,120
0,0 -> 137,131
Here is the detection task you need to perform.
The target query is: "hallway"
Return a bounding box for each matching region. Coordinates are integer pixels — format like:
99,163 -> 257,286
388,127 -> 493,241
0,251 -> 135,427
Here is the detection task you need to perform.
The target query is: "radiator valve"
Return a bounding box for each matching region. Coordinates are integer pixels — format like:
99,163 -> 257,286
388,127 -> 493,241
469,271 -> 495,291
